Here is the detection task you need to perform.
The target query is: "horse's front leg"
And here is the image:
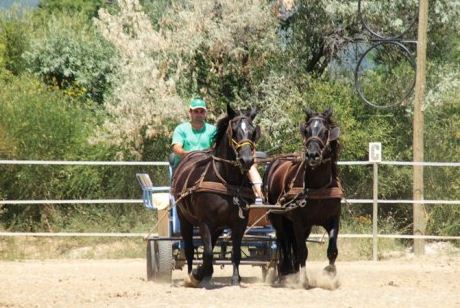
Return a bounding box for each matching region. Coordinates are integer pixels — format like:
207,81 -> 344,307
230,225 -> 245,285
178,212 -> 200,287
193,222 -> 214,284
293,223 -> 310,289
324,215 -> 339,276
178,214 -> 194,275
270,214 -> 294,279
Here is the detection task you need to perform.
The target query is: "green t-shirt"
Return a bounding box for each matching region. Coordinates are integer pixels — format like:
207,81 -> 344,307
171,122 -> 216,167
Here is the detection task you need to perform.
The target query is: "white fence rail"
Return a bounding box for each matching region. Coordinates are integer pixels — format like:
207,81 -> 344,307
1,159 -> 459,260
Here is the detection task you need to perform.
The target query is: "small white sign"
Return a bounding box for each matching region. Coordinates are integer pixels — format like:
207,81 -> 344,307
369,142 -> 382,162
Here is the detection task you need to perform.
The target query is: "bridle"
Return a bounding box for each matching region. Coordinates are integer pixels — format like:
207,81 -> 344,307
302,116 -> 331,165
226,115 -> 257,172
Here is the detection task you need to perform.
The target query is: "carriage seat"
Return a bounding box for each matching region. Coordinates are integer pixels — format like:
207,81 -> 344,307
136,173 -> 170,210
168,152 -> 175,166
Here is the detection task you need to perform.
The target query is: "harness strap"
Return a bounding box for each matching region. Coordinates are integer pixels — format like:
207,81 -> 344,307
175,159 -> 212,203
275,159 -> 344,207
284,185 -> 344,200
212,158 -> 228,184
175,156 -> 255,204
195,181 -> 254,200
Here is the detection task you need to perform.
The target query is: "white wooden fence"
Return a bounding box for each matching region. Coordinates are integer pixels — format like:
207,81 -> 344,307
1,159 -> 459,260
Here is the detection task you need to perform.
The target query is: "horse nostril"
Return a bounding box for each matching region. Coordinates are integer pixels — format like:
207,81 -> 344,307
307,151 -> 320,161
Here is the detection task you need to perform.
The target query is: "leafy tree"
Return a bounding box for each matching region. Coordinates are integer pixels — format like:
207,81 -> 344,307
93,0 -> 278,158
23,14 -> 118,104
0,9 -> 31,74
38,0 -> 108,20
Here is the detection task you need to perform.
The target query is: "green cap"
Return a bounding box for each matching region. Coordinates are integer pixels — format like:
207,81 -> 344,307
189,98 -> 207,110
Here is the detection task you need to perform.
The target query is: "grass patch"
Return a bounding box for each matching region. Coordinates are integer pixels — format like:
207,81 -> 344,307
0,237 -> 146,260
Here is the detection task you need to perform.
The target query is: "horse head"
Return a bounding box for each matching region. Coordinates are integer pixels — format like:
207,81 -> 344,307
224,104 -> 260,172
300,107 -> 340,167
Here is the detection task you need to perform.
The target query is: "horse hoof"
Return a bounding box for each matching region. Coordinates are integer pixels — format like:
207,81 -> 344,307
231,278 -> 241,286
302,281 -> 310,289
323,265 -> 337,276
184,273 -> 200,288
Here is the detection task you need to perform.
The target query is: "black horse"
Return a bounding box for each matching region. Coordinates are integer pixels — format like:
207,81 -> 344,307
171,104 -> 260,286
264,107 -> 342,287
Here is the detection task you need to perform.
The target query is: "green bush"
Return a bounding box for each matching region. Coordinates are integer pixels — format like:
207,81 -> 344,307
0,73 -> 146,231
38,0 -> 108,20
0,9 -> 31,74
23,14 -> 118,104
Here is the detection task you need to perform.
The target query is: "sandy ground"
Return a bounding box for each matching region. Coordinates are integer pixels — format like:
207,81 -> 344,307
0,254 -> 459,308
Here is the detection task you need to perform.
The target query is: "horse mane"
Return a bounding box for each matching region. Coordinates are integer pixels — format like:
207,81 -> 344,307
327,118 -> 340,163
212,113 -> 232,149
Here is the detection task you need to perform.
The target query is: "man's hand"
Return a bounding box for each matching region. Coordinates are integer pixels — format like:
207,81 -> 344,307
172,144 -> 188,158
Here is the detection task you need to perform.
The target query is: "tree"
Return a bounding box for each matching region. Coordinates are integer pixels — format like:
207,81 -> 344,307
93,0 -> 278,158
23,14 -> 118,104
38,0 -> 107,20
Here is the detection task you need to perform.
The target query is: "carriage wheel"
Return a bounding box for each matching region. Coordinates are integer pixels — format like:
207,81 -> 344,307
146,240 -> 172,282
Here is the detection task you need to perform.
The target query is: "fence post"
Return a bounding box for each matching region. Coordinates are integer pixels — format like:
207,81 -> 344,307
369,142 -> 381,261
372,162 -> 379,261
413,0 -> 429,256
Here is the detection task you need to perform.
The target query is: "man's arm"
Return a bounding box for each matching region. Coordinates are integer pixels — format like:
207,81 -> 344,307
171,124 -> 188,158
172,143 -> 188,158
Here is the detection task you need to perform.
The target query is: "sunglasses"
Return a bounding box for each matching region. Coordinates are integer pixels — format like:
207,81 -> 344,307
191,109 -> 206,114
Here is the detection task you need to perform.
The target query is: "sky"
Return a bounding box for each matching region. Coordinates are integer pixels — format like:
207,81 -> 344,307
0,0 -> 40,10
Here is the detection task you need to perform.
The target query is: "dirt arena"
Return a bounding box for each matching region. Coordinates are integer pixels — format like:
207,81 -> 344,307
1,252 -> 459,308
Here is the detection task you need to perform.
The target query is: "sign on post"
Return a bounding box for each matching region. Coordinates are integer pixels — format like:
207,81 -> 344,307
369,142 -> 382,162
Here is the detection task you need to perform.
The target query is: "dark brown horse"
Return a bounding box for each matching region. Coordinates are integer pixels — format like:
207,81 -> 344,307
171,104 -> 260,286
264,107 -> 342,287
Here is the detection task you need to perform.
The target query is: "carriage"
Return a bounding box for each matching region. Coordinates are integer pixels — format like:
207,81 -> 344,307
137,106 -> 342,286
136,151 -> 279,282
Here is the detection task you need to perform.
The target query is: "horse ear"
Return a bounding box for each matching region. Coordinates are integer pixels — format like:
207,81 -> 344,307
323,107 -> 333,119
254,125 -> 261,141
248,106 -> 258,120
227,103 -> 237,119
299,122 -> 306,135
304,107 -> 314,120
329,126 -> 340,141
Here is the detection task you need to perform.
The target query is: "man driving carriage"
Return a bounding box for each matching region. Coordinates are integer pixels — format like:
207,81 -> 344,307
171,97 -> 264,205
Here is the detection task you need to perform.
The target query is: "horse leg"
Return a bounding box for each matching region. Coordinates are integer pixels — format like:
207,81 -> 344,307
178,215 -> 197,287
293,223 -> 310,289
270,215 -> 292,279
193,222 -> 214,284
180,220 -> 194,274
230,226 -> 245,285
324,215 -> 339,276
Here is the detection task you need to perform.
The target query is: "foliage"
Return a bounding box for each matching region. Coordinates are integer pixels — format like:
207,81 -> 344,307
38,0 -> 108,20
0,72 -> 156,231
93,0 -> 184,159
23,14 -> 118,104
0,0 -> 459,241
0,73 -> 86,229
168,0 -> 279,105
93,0 -> 279,159
0,9 -> 31,74
424,67 -> 460,237
281,0 -> 459,77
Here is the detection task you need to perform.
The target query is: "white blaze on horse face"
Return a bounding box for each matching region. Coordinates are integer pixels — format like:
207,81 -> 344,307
240,121 -> 247,133
311,120 -> 322,136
